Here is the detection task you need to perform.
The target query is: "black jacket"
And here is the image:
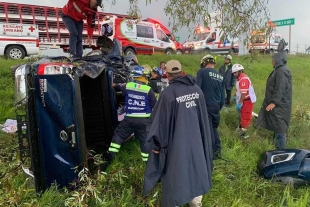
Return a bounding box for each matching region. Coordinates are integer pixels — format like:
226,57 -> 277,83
256,52 -> 292,133
143,75 -> 214,207
219,63 -> 235,90
148,78 -> 163,94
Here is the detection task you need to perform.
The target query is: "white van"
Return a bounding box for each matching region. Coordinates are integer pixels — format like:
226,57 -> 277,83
0,23 -> 40,59
183,27 -> 239,54
102,16 -> 176,56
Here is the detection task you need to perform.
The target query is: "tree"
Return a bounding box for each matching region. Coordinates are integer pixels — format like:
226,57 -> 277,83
116,0 -> 270,42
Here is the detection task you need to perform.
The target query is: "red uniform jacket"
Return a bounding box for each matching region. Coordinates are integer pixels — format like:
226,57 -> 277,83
62,0 -> 97,37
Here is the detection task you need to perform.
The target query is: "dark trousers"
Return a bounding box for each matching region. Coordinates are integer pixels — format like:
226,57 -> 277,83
111,117 -> 151,154
61,14 -> 83,58
225,90 -> 232,105
274,133 -> 286,149
207,103 -> 221,154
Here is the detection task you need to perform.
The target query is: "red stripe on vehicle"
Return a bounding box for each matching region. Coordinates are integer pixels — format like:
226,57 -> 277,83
0,38 -> 37,42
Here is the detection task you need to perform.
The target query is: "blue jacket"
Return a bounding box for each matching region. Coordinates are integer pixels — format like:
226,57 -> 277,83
219,63 -> 235,90
196,67 -> 225,108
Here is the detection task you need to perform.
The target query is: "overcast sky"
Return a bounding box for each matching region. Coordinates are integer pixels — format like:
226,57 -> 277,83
8,0 -> 310,53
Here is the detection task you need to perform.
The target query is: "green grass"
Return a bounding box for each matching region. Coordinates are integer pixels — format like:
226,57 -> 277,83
1,54 -> 310,206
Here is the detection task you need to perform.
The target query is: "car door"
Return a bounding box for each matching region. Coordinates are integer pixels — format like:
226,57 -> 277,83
155,29 -> 171,53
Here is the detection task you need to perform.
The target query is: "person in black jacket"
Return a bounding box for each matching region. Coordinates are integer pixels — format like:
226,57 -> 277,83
256,39 -> 292,149
148,67 -> 163,96
196,55 -> 225,159
219,55 -> 235,107
143,60 -> 213,207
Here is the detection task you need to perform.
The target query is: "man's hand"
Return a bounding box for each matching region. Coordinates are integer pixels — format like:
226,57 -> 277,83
152,150 -> 159,154
266,103 -> 275,111
112,83 -> 116,88
88,36 -> 92,47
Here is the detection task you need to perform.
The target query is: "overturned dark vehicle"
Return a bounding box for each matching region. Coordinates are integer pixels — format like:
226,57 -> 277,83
14,39 -> 136,193
257,149 -> 310,186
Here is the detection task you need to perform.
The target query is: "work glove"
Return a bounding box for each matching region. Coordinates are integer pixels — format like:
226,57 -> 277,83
233,96 -> 237,101
236,103 -> 243,111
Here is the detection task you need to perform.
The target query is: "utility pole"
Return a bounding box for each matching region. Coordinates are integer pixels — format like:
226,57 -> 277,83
296,44 -> 299,53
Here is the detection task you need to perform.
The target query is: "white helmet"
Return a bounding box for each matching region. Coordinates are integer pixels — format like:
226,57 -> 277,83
225,55 -> 232,60
231,64 -> 244,73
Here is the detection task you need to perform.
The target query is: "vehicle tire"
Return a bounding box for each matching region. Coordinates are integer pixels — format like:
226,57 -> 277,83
6,45 -> 26,59
285,49 -> 289,54
176,49 -> 182,55
165,48 -> 173,55
204,48 -> 211,54
270,49 -> 274,54
229,48 -> 235,54
124,48 -> 136,56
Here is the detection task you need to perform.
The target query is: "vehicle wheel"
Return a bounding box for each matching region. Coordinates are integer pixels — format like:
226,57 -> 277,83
285,49 -> 289,54
165,48 -> 173,55
124,48 -> 136,56
204,48 -> 211,54
229,48 -> 235,54
270,49 -> 274,54
176,49 -> 182,55
6,45 -> 26,59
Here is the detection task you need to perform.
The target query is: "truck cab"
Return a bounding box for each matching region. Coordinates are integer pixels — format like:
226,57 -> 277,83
248,31 -> 289,54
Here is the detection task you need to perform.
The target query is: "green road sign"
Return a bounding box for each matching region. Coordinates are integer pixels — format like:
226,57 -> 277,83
271,18 -> 295,27
176,36 -> 180,41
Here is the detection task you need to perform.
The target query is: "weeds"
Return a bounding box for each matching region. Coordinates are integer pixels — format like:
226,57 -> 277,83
1,55 -> 310,206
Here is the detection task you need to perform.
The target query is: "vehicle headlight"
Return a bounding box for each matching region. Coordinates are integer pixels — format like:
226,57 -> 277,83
15,64 -> 28,105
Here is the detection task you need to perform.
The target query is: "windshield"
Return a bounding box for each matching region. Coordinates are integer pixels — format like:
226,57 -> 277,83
169,33 -> 176,41
251,34 -> 266,43
193,32 -> 210,41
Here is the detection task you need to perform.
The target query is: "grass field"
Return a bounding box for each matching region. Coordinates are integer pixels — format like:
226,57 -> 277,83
1,54 -> 310,207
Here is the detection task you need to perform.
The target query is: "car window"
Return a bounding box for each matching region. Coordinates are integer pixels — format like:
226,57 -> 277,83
137,25 -> 154,38
156,29 -> 170,42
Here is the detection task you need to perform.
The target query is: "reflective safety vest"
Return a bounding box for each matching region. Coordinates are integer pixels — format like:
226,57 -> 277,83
236,76 -> 257,104
125,82 -> 152,118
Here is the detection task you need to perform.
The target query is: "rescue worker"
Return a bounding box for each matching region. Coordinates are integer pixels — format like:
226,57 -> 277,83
143,60 -> 214,207
256,39 -> 292,149
107,66 -> 157,163
232,64 -> 256,139
196,55 -> 225,159
148,67 -> 163,95
219,55 -> 235,107
61,0 -> 102,58
159,61 -> 169,90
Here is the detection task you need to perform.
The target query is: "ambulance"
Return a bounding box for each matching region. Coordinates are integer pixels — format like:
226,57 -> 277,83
0,23 -> 40,59
102,15 -> 176,56
248,30 -> 289,54
183,26 -> 239,54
